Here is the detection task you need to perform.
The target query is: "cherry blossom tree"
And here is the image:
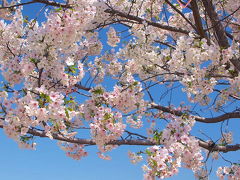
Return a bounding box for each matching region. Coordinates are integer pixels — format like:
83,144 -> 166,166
0,0 -> 240,179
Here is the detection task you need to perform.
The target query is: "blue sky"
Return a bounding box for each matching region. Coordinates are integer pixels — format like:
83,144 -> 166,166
0,1 -> 239,180
0,130 -> 198,180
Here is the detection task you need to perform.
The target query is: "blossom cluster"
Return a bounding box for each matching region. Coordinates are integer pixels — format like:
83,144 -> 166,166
128,151 -> 143,164
107,27 -> 120,47
219,132 -> 233,145
141,114 -> 204,179
79,86 -> 126,152
143,146 -> 181,179
58,142 -> 88,160
217,165 -> 240,179
0,0 -> 239,179
1,85 -> 80,149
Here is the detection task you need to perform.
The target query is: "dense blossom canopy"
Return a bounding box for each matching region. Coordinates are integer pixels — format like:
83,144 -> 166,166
0,0 -> 240,179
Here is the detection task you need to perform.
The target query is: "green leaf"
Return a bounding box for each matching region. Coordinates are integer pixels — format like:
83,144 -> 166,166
145,149 -> 152,156
92,88 -> 104,95
104,113 -> 112,120
30,58 -> 38,64
23,19 -> 28,24
55,7 -> 63,12
155,16 -> 160,20
14,70 -> 21,74
65,109 -> 70,118
133,81 -> 138,86
20,135 -> 33,142
40,93 -> 51,103
64,120 -> 71,129
146,8 -> 151,13
67,107 -> 73,111
136,151 -> 143,155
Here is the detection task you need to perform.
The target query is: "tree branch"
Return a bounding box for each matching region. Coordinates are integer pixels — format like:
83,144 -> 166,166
75,84 -> 91,91
198,140 -> 240,153
190,0 -> 207,39
165,0 -> 197,32
204,6 -> 240,32
0,125 -> 239,152
202,0 -> 240,72
151,103 -> 240,123
104,8 -> 190,34
0,0 -> 71,9
201,0 -> 229,47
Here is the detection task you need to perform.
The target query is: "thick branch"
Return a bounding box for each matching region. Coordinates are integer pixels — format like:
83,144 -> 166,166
0,0 -> 71,9
34,0 -> 71,8
75,84 -> 91,91
0,1 -> 36,8
202,0 -> 240,72
151,103 -> 240,123
190,0 -> 206,38
195,112 -> 240,123
214,89 -> 240,101
0,125 -> 239,152
198,140 -> 240,153
202,0 -> 229,47
204,6 -> 240,32
165,0 -> 197,32
7,126 -> 155,146
104,8 -> 190,34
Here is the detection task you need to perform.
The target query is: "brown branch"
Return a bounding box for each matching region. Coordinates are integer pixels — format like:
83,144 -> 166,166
213,89 -> 240,101
0,0 -> 71,9
0,125 -> 239,152
0,1 -> 37,9
198,140 -> 240,153
34,0 -> 71,8
151,103 -> 184,116
165,0 -> 197,32
154,40 -> 176,49
38,68 -> 43,88
74,84 -> 91,91
202,0 -> 229,47
124,130 -> 148,139
202,0 -> 240,72
104,8 -> 190,34
6,42 -> 15,57
204,6 -> 240,32
151,103 -> 240,123
226,31 -> 234,40
190,0 -> 206,39
195,112 -> 240,123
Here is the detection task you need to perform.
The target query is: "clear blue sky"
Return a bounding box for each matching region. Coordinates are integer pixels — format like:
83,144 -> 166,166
0,130 -> 198,180
0,2 -> 239,180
